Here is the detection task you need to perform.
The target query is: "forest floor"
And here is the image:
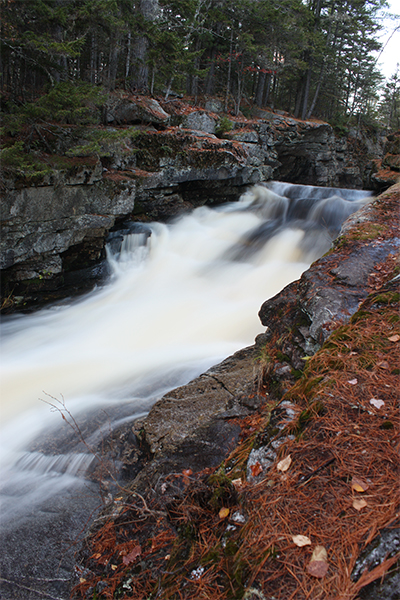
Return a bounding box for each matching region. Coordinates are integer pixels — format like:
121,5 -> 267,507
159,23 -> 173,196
71,188 -> 400,599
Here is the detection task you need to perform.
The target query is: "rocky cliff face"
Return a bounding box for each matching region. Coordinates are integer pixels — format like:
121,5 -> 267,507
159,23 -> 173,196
0,96 -> 391,311
371,130 -> 400,189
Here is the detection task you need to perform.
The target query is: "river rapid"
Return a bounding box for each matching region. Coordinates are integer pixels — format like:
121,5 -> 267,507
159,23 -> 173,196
0,181 -> 372,599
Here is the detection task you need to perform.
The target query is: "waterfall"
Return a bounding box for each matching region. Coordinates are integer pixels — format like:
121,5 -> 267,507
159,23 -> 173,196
0,182 -> 372,526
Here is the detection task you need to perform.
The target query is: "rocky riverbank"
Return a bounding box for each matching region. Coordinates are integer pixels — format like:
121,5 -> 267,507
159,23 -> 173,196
71,184 -> 400,600
2,94 -> 398,312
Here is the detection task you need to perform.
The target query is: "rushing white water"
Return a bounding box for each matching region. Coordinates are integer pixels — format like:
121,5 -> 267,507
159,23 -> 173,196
0,181 -> 373,524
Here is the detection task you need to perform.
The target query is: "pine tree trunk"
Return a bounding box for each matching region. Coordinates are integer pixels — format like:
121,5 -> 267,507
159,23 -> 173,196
90,32 -> 97,84
306,61 -> 324,119
108,39 -> 119,91
301,60 -> 312,120
205,47 -> 217,95
125,32 -> 131,83
224,30 -> 233,113
255,71 -> 266,107
264,73 -> 272,106
130,0 -> 159,92
131,35 -> 149,91
294,78 -> 304,118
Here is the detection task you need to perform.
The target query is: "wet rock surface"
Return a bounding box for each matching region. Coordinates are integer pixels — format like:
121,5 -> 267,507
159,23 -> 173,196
1,185 -> 398,599
0,479 -> 102,600
371,130 -> 400,190
143,345 -> 260,457
258,188 -> 400,369
352,526 -> 400,600
1,100 -> 388,311
69,184 -> 399,599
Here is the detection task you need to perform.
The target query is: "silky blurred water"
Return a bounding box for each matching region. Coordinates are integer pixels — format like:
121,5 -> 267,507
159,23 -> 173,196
0,181 -> 372,523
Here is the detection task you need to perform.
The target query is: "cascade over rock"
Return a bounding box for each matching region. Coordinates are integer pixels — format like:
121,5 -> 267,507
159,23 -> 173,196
131,184 -> 400,468
1,96 -> 394,310
70,183 -> 399,600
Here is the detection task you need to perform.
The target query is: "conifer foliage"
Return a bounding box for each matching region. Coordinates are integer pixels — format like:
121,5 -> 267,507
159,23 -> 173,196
0,0 -> 395,125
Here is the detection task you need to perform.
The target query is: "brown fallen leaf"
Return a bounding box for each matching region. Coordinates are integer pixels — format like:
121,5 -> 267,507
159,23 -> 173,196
292,535 -> 311,547
351,476 -> 369,492
377,360 -> 389,369
388,334 -> 400,342
307,560 -> 329,578
250,462 -> 263,477
311,546 -> 327,562
219,507 -> 230,519
353,498 -> 368,511
122,545 -> 141,565
232,478 -> 243,489
182,468 -> 193,484
277,455 -> 292,472
307,546 -> 328,578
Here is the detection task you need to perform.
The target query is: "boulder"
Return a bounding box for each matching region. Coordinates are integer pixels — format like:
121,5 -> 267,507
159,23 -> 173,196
106,96 -> 171,126
205,99 -> 223,113
181,110 -> 216,134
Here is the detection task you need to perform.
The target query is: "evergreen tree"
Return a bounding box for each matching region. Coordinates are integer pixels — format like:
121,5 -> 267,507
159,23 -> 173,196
380,68 -> 400,130
0,0 -> 392,128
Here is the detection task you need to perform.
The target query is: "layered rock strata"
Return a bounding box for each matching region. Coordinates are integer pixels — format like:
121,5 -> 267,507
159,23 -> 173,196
0,96 -> 391,310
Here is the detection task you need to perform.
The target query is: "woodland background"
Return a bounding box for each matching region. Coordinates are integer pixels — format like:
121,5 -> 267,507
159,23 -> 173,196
1,0 -> 399,134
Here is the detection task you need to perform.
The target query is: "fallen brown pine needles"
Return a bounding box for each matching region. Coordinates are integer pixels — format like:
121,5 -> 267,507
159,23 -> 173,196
72,272 -> 399,600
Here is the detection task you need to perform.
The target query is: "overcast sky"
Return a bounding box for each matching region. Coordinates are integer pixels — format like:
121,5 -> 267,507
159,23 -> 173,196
376,0 -> 400,80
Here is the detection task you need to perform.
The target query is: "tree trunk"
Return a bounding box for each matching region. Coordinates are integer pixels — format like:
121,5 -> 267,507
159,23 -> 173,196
301,58 -> 313,120
130,0 -> 159,92
294,77 -> 304,118
108,38 -> 119,91
90,32 -> 97,84
131,35 -> 149,91
255,71 -> 266,107
264,73 -> 272,106
306,61 -> 325,119
224,30 -> 233,113
205,46 -> 217,95
125,31 -> 131,83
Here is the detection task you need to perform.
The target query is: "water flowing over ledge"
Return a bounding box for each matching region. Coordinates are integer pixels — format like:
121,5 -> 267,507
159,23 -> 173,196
0,181 -> 377,600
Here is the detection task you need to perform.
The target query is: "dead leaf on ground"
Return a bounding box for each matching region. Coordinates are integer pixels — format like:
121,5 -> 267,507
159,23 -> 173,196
311,546 -> 328,562
377,360 -> 389,369
370,398 -> 385,409
353,498 -> 368,511
351,476 -> 369,492
307,546 -> 328,578
292,535 -> 311,547
388,334 -> 400,342
219,507 -> 230,519
232,478 -> 243,489
122,545 -> 141,565
250,462 -> 263,477
277,455 -> 292,472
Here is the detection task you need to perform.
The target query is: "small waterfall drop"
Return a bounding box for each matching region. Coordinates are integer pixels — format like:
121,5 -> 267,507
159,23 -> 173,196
0,181 -> 373,527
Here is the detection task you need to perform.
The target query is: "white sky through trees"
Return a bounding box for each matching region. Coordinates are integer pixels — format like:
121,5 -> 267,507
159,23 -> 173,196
377,0 -> 400,79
